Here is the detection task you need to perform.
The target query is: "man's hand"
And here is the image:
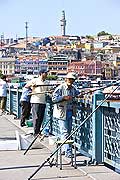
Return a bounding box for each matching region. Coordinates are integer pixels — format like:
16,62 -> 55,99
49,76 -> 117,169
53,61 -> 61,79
63,96 -> 73,101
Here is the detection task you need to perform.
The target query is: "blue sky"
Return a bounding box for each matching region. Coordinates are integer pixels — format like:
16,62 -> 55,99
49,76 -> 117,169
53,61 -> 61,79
0,0 -> 119,39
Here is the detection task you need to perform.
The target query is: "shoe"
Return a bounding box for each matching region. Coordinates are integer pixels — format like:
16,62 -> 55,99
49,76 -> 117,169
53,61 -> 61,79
61,151 -> 65,155
65,153 -> 74,158
0,111 -> 6,115
20,122 -> 26,127
38,134 -> 45,141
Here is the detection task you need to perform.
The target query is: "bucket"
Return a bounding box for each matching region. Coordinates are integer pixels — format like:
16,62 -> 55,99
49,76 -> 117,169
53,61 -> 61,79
26,119 -> 33,127
19,134 -> 34,150
49,136 -> 57,145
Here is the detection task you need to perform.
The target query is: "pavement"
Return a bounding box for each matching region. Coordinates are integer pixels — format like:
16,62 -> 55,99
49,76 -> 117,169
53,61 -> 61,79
0,113 -> 120,180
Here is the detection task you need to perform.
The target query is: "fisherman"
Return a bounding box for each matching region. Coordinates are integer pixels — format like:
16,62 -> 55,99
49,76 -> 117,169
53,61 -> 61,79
25,70 -> 49,137
20,86 -> 32,127
52,72 -> 81,158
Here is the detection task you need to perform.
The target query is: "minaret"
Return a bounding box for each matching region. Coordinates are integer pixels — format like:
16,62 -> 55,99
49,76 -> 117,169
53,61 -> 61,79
60,10 -> 66,36
25,22 -> 28,49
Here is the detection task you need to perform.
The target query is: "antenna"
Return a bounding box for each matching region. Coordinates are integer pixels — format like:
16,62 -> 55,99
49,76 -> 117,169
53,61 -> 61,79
25,22 -> 28,49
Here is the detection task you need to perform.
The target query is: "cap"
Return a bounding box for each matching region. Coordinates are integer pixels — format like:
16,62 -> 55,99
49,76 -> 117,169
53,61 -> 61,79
39,69 -> 48,74
66,72 -> 76,80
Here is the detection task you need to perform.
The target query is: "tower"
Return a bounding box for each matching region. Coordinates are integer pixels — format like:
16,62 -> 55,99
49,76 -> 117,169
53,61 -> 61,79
25,22 -> 28,49
60,10 -> 66,36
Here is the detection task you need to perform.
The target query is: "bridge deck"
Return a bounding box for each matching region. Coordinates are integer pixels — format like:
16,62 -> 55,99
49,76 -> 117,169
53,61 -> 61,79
0,113 -> 119,180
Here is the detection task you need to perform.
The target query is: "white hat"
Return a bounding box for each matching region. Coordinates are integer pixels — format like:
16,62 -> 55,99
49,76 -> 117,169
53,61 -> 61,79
66,72 -> 76,80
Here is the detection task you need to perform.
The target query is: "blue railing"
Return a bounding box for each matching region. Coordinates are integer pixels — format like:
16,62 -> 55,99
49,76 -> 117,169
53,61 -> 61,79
6,87 -> 120,173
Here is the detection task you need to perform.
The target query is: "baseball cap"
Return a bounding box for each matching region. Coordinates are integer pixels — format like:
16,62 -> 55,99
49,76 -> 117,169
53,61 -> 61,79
39,69 -> 49,74
66,72 -> 76,80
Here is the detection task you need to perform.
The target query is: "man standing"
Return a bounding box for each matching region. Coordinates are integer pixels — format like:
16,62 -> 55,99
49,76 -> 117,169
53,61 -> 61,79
52,72 -> 80,158
0,75 -> 7,115
25,70 -> 49,136
20,86 -> 32,127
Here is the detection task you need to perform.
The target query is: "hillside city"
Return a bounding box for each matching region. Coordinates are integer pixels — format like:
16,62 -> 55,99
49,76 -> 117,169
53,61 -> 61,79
1,11 -> 120,82
1,32 -> 120,81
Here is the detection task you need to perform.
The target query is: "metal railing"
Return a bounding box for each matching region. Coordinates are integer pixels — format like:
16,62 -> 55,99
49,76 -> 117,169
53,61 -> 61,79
6,87 -> 120,173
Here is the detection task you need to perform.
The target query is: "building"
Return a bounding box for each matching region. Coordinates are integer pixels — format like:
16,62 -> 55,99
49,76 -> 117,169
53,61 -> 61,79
0,57 -> 15,75
15,58 -> 48,75
68,59 -> 102,79
48,54 -> 68,77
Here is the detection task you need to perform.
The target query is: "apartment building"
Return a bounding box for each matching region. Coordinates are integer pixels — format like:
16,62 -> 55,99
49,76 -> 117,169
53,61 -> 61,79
48,54 -> 68,77
0,57 -> 15,75
68,59 -> 102,78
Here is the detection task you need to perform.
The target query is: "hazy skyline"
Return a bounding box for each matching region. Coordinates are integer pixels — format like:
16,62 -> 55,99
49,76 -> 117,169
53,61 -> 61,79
0,0 -> 119,39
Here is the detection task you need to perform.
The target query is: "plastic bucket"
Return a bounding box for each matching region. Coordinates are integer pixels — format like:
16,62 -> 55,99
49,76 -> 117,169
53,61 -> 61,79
26,120 -> 33,127
20,134 -> 34,150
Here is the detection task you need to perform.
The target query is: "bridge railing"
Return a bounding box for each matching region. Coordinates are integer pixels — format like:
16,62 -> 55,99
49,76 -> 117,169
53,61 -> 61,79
6,87 -> 120,173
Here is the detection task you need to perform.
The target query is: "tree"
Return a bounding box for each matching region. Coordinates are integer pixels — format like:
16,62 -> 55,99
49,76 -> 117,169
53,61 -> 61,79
97,31 -> 110,37
46,75 -> 58,80
86,35 -> 94,40
109,35 -> 114,40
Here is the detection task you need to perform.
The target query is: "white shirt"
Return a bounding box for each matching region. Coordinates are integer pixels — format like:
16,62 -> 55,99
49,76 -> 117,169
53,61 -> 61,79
27,77 -> 50,104
0,79 -> 7,97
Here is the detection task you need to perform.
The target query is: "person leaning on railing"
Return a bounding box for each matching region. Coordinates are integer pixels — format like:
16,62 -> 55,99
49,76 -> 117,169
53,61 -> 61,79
0,75 -> 8,115
52,72 -> 82,158
25,69 -> 49,137
20,86 -> 32,127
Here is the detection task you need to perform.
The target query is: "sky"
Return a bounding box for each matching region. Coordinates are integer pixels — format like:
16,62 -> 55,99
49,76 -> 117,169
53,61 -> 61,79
0,0 -> 120,39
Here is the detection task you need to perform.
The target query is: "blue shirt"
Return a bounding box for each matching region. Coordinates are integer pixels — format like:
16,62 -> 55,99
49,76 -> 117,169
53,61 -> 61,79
20,87 -> 32,102
52,82 -> 80,109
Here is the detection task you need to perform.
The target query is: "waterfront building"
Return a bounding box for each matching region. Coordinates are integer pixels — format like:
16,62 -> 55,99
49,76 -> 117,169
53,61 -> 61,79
48,53 -> 68,77
15,58 -> 48,75
14,49 -> 48,75
68,59 -> 102,79
0,57 -> 15,75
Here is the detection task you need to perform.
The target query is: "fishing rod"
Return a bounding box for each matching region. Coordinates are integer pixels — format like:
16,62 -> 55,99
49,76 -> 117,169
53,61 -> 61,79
27,81 -> 120,180
24,117 -> 52,155
29,79 -> 119,97
32,84 -> 60,87
29,90 -> 53,96
52,80 -> 120,104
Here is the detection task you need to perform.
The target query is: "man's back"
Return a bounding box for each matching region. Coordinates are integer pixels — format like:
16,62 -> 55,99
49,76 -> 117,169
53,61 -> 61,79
0,79 -> 7,97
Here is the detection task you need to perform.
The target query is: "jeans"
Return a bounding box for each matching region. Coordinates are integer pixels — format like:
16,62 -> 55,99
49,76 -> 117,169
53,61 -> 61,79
31,103 -> 46,135
58,110 -> 73,155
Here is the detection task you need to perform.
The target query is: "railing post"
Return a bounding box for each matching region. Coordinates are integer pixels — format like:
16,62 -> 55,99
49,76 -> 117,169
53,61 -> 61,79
16,87 -> 19,118
8,86 -> 11,113
92,90 -> 105,163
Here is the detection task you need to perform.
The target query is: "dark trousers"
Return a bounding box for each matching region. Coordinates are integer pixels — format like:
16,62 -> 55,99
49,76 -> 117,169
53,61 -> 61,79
31,103 -> 46,135
0,96 -> 7,111
21,101 -> 31,123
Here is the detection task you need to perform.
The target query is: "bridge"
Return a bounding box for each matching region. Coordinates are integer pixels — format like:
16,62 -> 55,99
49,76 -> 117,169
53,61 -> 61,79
1,84 -> 120,179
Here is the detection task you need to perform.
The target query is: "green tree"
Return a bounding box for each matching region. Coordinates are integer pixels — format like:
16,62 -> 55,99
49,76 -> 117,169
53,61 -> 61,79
86,35 -> 94,40
97,31 -> 110,37
47,75 -> 58,80
109,35 -> 114,40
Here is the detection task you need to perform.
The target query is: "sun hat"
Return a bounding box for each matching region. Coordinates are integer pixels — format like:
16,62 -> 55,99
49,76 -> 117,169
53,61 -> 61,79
66,72 -> 76,80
